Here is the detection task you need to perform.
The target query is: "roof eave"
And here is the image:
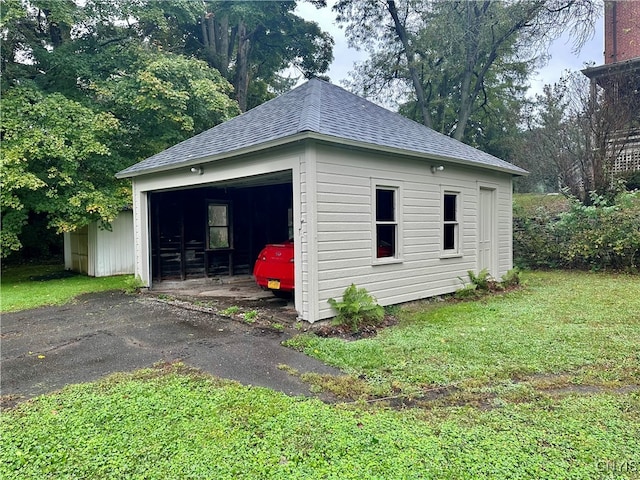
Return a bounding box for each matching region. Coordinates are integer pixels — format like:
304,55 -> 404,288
115,132 -> 313,179
116,131 -> 527,179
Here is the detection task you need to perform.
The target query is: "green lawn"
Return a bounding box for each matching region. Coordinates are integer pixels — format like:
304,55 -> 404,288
513,192 -> 569,212
1,264 -> 133,312
1,271 -> 639,479
287,271 -> 640,394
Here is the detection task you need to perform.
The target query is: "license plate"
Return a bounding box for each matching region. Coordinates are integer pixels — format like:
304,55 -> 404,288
267,280 -> 281,289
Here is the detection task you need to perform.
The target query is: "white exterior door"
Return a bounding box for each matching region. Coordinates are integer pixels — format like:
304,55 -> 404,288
478,187 -> 496,276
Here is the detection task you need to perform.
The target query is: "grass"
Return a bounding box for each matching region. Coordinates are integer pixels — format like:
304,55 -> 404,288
1,363 -> 638,479
1,270 -> 639,478
513,192 -> 569,212
1,264 -> 133,312
286,271 -> 640,394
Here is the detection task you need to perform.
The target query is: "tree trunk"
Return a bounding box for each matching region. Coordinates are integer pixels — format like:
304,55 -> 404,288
386,0 -> 433,129
234,20 -> 251,112
201,11 -> 230,77
452,1 -> 484,141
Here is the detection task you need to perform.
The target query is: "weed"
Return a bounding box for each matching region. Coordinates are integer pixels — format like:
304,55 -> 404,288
282,333 -> 315,352
277,364 -> 299,376
271,322 -> 285,332
193,300 -> 214,308
501,268 -> 521,287
220,305 -> 240,316
123,276 -> 145,294
299,372 -> 374,400
243,310 -> 258,322
384,304 -> 401,316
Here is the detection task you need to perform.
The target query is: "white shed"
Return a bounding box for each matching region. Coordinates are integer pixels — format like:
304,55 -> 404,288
116,79 -> 526,322
64,210 -> 135,277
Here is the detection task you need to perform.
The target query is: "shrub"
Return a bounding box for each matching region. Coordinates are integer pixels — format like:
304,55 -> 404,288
513,191 -> 640,272
513,199 -> 566,269
328,284 -> 384,332
556,191 -> 640,271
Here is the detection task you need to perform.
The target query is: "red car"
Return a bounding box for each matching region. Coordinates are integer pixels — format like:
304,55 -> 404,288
253,240 -> 294,296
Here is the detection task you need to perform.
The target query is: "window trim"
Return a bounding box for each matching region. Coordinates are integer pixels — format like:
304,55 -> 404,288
440,188 -> 462,258
371,180 -> 403,264
206,200 -> 232,250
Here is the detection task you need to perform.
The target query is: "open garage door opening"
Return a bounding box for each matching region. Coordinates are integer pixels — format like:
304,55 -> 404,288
149,171 -> 293,283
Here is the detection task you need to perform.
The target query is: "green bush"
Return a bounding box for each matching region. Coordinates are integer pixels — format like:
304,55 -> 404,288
513,200 -> 566,269
513,191 -> 640,271
556,191 -> 640,271
328,284 -> 384,331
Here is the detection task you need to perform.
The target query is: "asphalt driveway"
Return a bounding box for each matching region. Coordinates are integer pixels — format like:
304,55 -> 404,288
1,291 -> 341,407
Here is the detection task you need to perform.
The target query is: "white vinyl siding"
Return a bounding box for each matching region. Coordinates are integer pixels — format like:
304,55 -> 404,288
313,143 -> 513,322
129,139 -> 514,323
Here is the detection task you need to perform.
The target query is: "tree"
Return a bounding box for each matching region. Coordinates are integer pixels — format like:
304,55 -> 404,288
1,0 -> 333,258
188,0 -> 334,111
89,46 -> 240,161
334,0 -> 597,144
1,86 -> 126,256
515,68 -> 640,202
515,81 -> 582,193
0,1 -> 239,258
570,68 -> 640,199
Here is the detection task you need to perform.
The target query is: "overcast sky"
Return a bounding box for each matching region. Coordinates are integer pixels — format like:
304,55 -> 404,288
295,1 -> 605,99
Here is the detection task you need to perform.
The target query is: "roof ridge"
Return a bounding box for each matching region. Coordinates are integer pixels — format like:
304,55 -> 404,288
296,78 -> 322,133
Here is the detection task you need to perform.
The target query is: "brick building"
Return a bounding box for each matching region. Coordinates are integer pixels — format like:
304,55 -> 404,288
583,0 -> 640,177
604,0 -> 640,64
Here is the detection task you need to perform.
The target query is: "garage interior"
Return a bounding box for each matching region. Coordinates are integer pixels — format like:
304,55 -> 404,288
149,171 -> 293,282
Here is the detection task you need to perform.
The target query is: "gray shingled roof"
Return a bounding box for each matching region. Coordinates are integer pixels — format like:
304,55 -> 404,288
116,78 -> 527,178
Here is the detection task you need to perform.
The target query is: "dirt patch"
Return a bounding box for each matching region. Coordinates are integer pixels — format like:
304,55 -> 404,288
311,314 -> 399,340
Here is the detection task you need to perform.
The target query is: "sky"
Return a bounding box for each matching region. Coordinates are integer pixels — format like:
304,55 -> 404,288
294,1 -> 605,99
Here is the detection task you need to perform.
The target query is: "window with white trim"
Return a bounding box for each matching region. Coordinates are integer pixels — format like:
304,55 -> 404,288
442,192 -> 459,253
376,187 -> 397,258
207,202 -> 231,249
